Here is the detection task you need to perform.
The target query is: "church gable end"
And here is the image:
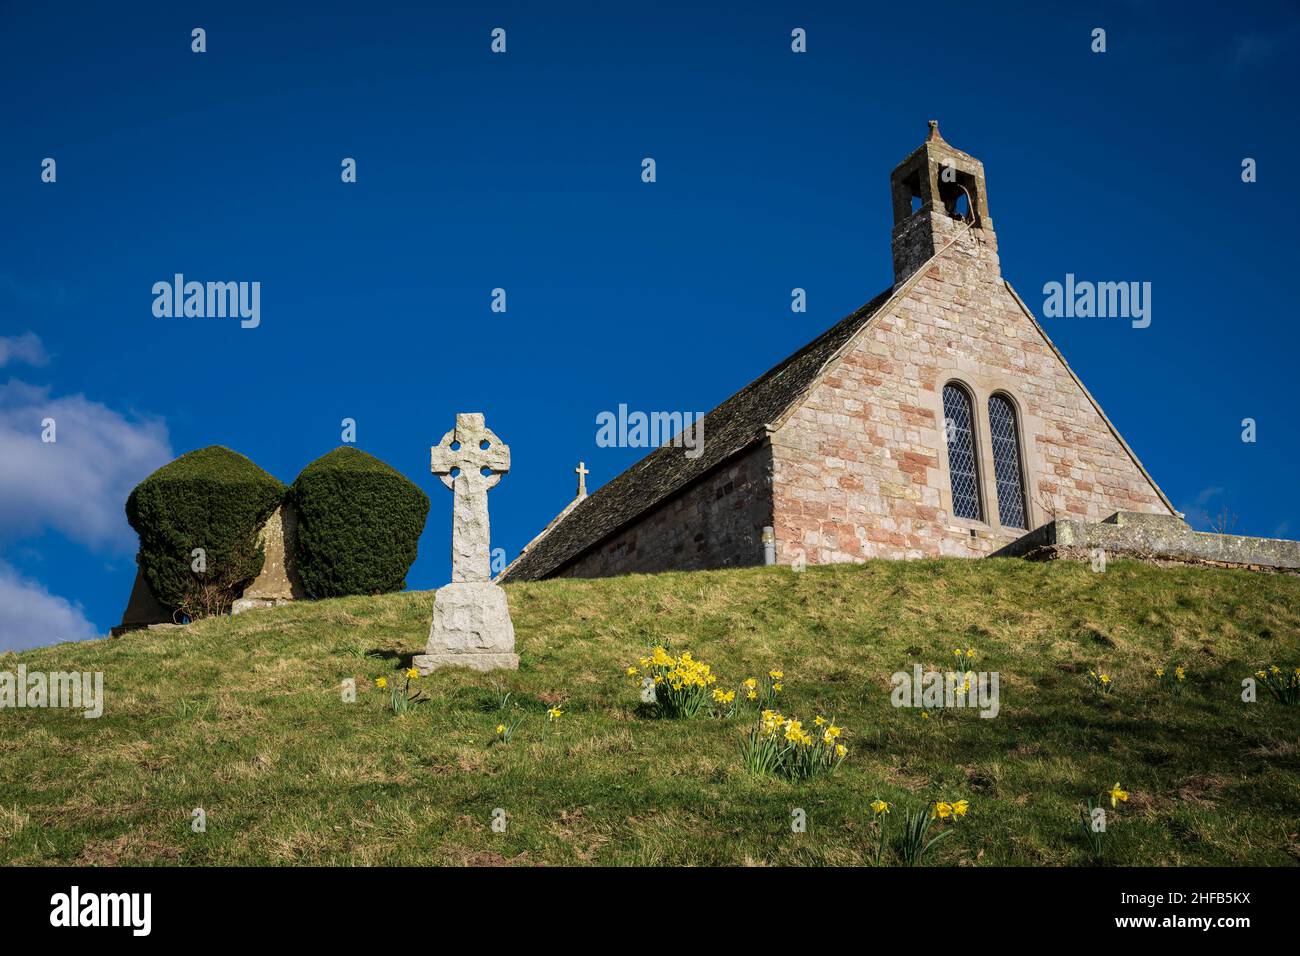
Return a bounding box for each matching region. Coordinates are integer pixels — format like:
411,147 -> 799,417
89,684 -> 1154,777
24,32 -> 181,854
504,122 -> 1176,581
769,124 -> 1174,567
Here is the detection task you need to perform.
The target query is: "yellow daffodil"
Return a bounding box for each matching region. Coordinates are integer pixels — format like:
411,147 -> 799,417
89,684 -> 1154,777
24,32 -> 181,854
952,799 -> 969,818
772,682 -> 783,692
769,670 -> 783,680
626,666 -> 638,676
744,678 -> 757,689
747,690 -> 757,700
1154,667 -> 1165,678
1174,666 -> 1186,682
375,677 -> 388,688
547,706 -> 563,720
406,667 -> 420,680
870,799 -> 889,815
835,744 -> 847,758
814,716 -> 826,726
1109,782 -> 1129,807
495,724 -> 506,735
934,801 -> 952,819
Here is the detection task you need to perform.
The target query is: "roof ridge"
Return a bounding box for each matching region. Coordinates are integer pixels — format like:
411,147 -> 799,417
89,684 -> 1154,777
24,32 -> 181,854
498,288 -> 895,581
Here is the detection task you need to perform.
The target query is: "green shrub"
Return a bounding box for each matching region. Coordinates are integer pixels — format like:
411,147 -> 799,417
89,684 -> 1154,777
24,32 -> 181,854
126,446 -> 286,619
289,447 -> 430,598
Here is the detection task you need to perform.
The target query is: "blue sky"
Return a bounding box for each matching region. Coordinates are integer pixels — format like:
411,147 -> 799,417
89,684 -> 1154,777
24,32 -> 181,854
2,1 -> 1298,650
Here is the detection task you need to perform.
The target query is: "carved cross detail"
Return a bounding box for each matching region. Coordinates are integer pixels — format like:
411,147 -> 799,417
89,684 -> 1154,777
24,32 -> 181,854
430,413 -> 510,583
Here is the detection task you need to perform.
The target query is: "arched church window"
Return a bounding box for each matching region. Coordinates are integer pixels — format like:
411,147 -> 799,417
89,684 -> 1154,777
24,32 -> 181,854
988,393 -> 1027,529
942,383 -> 982,521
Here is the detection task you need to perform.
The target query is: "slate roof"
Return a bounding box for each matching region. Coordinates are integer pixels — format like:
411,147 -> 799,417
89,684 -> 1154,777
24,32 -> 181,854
499,287 -> 895,582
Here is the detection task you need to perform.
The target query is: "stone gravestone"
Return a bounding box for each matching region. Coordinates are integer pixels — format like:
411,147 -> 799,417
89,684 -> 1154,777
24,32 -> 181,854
414,413 -> 518,673
232,502 -> 306,614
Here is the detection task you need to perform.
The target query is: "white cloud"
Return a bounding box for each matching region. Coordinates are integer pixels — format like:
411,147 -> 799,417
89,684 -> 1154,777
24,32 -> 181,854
0,332 -> 49,368
0,379 -> 173,552
0,561 -> 100,651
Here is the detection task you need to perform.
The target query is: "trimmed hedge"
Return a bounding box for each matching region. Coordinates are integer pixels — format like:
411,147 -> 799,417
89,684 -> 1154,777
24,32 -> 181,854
126,446 -> 286,619
289,447 -> 430,598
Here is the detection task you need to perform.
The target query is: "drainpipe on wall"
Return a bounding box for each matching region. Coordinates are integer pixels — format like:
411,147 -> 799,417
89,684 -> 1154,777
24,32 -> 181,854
762,526 -> 776,566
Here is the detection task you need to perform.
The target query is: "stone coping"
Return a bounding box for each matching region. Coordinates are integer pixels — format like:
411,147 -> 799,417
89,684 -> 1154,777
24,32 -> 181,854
994,511 -> 1300,572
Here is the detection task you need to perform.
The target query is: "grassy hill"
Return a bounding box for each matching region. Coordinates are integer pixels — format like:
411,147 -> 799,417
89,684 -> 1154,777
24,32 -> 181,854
2,558 -> 1298,866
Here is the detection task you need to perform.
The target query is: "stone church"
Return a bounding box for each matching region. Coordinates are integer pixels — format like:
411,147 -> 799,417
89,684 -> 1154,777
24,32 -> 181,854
500,123 -> 1294,582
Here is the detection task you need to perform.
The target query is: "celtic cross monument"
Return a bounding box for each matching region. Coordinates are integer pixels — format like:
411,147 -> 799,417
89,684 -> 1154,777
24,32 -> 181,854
413,413 -> 518,673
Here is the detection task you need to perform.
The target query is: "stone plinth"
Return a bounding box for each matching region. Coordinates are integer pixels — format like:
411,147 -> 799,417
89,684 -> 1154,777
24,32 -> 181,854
414,581 -> 518,673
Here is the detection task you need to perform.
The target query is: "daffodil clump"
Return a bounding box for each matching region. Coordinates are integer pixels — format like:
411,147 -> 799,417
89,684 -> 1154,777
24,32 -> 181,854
1086,670 -> 1115,695
377,667 -> 427,715
626,646 -> 719,718
895,798 -> 969,866
740,710 -> 847,781
1154,663 -> 1187,694
1254,664 -> 1300,705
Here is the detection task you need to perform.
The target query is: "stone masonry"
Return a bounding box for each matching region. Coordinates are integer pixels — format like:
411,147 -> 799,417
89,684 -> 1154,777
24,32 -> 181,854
994,511 -> 1300,573
554,444 -> 773,578
232,503 -> 305,613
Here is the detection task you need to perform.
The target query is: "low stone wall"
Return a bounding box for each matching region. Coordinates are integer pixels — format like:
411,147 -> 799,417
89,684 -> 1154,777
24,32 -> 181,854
994,511 -> 1300,573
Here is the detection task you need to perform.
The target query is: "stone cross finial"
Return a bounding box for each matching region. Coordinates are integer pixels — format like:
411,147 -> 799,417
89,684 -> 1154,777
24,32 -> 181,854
430,413 -> 510,583
575,460 -> 589,498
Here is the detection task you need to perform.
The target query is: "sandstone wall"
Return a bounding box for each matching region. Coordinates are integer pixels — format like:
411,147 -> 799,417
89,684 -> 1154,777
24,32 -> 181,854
771,232 -> 1173,566
555,443 -> 774,578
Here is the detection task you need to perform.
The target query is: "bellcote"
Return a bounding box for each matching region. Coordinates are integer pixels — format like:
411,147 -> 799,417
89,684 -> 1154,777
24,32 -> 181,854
889,121 -> 997,285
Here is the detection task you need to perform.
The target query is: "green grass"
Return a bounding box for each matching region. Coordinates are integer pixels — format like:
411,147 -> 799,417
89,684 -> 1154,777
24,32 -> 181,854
2,558 -> 1298,866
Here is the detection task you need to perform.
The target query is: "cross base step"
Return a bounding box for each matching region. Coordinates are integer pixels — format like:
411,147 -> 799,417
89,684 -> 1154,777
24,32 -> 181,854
414,651 -> 520,674
418,581 -> 518,673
